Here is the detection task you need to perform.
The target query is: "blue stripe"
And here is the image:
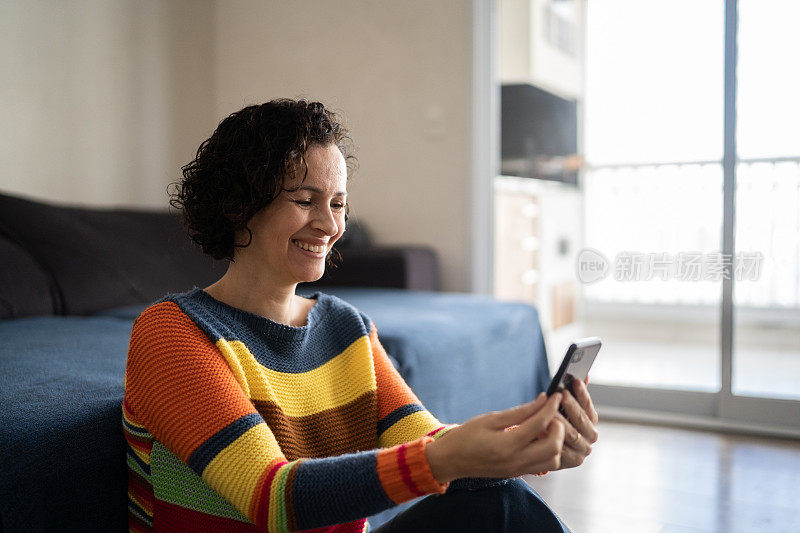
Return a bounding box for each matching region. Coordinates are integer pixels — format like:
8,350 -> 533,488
187,412 -> 263,475
170,290 -> 371,373
292,451 -> 394,530
122,415 -> 150,437
377,403 -> 424,437
126,442 -> 151,476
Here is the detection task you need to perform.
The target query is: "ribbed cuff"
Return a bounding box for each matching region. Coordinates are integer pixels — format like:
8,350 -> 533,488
376,436 -> 450,504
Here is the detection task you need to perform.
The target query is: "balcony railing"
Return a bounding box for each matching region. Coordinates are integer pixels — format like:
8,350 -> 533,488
582,159 -> 800,311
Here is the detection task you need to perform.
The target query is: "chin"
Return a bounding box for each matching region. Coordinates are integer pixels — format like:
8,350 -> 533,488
296,268 -> 326,284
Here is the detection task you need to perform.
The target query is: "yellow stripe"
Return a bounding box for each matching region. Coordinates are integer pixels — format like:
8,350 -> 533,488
268,462 -> 295,532
127,490 -> 152,517
203,423 -> 281,519
130,445 -> 151,466
122,410 -> 146,430
213,339 -> 252,397
216,335 -> 376,417
379,410 -> 443,448
122,408 -> 151,439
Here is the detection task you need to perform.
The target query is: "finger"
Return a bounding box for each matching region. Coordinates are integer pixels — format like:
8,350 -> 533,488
537,417 -> 565,448
489,392 -> 549,429
554,412 -> 592,456
557,444 -> 586,470
521,418 -> 565,473
513,393 -> 562,439
560,391 -> 599,444
572,378 -> 599,426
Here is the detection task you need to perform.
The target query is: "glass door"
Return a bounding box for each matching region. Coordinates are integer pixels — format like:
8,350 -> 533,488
574,0 -> 724,416
575,0 -> 800,434
721,0 -> 800,428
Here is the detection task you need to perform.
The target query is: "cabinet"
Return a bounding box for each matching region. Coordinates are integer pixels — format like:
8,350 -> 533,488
494,176 -> 582,334
500,0 -> 585,100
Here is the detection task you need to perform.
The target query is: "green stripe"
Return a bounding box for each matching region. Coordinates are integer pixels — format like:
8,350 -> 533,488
432,424 -> 458,440
150,441 -> 251,523
274,462 -> 294,531
127,454 -> 150,481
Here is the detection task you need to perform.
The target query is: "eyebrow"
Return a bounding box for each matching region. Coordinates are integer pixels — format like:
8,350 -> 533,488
295,185 -> 347,197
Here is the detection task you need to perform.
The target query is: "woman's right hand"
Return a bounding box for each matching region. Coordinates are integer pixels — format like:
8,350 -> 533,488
425,393 -> 566,483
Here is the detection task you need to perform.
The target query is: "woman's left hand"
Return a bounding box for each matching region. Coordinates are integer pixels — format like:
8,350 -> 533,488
549,377 -> 599,469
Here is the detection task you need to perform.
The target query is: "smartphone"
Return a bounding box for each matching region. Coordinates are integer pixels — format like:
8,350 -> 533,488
546,337 -> 602,396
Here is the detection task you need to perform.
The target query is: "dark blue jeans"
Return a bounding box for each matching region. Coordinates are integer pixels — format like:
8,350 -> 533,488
371,478 -> 571,532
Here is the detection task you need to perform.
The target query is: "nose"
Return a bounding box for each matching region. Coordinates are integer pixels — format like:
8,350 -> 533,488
312,204 -> 340,236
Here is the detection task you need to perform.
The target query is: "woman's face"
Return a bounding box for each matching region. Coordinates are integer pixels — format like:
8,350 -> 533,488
235,143 -> 348,286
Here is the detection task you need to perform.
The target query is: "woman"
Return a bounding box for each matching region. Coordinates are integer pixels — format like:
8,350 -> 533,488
122,99 -> 598,532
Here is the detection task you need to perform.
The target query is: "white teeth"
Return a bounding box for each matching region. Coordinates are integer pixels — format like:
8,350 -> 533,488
292,240 -> 325,253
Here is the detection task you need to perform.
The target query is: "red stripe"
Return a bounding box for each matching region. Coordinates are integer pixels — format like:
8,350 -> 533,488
129,478 -> 154,514
122,398 -> 136,418
123,398 -> 148,430
298,520 -> 369,532
126,435 -> 153,454
128,464 -> 150,489
124,427 -> 153,444
396,443 -> 424,497
152,499 -> 258,532
255,460 -> 287,527
151,488 -> 366,533
426,426 -> 445,437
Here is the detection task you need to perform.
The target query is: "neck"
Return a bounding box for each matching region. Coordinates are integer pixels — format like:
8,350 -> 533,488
204,263 -> 307,327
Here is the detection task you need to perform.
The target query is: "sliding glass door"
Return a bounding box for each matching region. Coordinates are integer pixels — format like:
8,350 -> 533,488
732,0 -> 800,403
577,0 -> 799,434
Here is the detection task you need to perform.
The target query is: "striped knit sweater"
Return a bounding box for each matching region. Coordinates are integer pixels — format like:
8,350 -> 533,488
122,287 -> 461,532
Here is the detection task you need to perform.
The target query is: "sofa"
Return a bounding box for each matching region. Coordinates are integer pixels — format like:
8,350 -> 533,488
0,190 -> 552,532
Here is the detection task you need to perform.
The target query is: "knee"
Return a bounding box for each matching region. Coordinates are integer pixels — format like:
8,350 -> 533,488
485,478 -> 569,532
484,478 -> 535,504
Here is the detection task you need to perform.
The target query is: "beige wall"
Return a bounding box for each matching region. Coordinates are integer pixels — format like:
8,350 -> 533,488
213,1 -> 474,291
0,0 -> 215,209
1,0 -> 475,291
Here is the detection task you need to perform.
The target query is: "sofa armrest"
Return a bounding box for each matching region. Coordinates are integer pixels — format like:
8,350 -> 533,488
305,246 -> 440,291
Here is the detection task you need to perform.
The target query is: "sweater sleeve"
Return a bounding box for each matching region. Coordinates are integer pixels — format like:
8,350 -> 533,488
370,324 -> 458,448
123,302 -> 448,532
370,323 -> 526,491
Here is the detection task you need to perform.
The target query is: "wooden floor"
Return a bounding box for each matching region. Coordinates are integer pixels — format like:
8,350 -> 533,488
523,420 -> 800,533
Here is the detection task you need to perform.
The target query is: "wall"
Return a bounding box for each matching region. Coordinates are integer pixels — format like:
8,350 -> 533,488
0,0 -> 215,209
212,1 -> 474,292
0,0 -> 475,292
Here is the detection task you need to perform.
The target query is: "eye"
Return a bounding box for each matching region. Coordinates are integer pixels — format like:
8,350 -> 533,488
294,200 -> 312,207
331,202 -> 347,211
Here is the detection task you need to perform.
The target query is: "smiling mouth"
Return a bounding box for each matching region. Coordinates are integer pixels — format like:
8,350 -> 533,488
291,239 -> 326,254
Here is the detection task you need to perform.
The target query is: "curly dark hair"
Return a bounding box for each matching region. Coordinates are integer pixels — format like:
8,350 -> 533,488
169,98 -> 356,262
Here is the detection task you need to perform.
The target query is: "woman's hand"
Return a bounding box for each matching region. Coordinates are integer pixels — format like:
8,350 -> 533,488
552,377 -> 599,469
425,393 -> 566,483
